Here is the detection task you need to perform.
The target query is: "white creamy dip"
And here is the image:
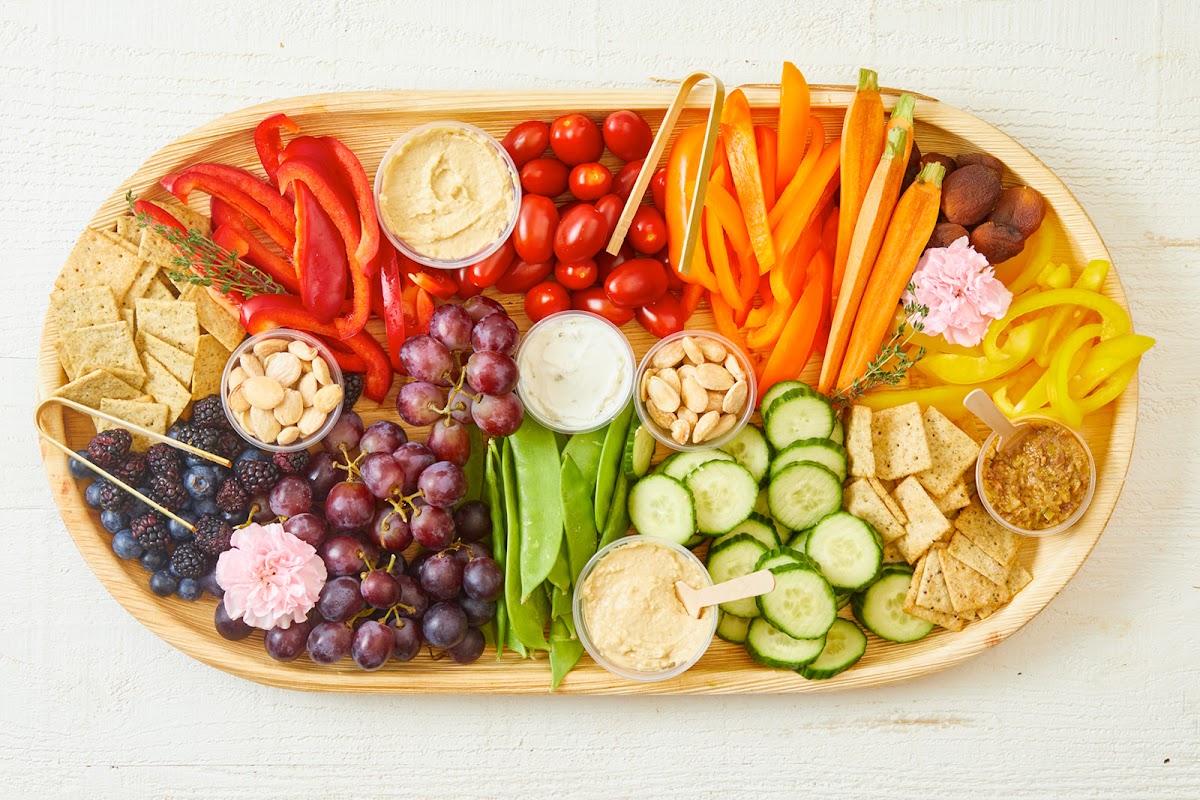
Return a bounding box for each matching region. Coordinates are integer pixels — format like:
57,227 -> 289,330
516,312 -> 633,432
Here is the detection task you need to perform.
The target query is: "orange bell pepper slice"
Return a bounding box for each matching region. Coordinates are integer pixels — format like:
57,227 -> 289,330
755,125 -> 778,212
710,292 -> 751,362
721,89 -> 776,271
705,168 -> 753,266
776,62 -> 811,189
769,116 -> 824,229
760,250 -> 830,394
704,208 -> 745,314
771,139 -> 841,259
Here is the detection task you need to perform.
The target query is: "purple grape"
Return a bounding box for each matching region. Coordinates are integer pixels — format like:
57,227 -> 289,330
359,420 -> 408,454
465,350 -> 519,395
368,507 -> 412,552
420,552 -> 464,600
453,500 -> 492,542
322,411 -> 364,453
320,535 -> 369,577
307,621 -> 353,664
471,312 -> 520,356
421,601 -> 468,649
361,569 -> 401,608
418,461 -> 467,508
384,551 -> 407,575
446,627 -> 486,664
395,574 -> 429,620
462,556 -> 504,602
214,599 -> 253,641
284,512 -> 327,549
396,381 -> 448,426
360,452 -> 404,499
427,419 -> 471,467
400,335 -> 456,386
265,620 -> 312,662
451,541 -> 493,564
316,575 -> 366,622
410,504 -> 455,550
200,571 -> 225,599
472,392 -> 524,437
446,386 -> 475,424
352,620 -> 394,671
459,596 -> 497,627
269,474 -> 313,518
393,442 -> 436,494
429,303 -> 475,352
325,481 -> 375,530
389,621 -> 423,661
408,550 -> 433,579
463,295 -> 505,322
305,451 -> 341,500
248,494 -> 274,523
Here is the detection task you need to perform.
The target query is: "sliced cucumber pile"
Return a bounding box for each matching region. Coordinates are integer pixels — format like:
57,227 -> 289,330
770,438 -> 848,482
760,380 -> 807,419
768,462 -> 842,531
763,389 -> 835,449
757,561 -> 837,640
627,473 -> 695,545
718,424 -> 772,484
706,533 -> 768,618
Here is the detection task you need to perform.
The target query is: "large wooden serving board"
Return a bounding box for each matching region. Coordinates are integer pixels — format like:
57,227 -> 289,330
36,88 -> 1137,693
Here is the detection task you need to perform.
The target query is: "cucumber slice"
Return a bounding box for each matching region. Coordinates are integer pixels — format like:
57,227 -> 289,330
852,568 -> 934,643
745,618 -> 826,669
622,423 -> 656,481
804,511 -> 883,592
684,533 -> 707,549
829,417 -> 845,445
661,449 -> 735,481
763,390 -> 835,449
706,533 -> 768,617
770,438 -> 848,482
798,618 -> 867,679
754,488 -> 770,516
627,474 -> 695,545
760,380 -> 808,418
712,514 -> 779,551
685,460 -> 757,535
787,530 -> 810,552
718,424 -> 772,484
767,462 -> 843,531
716,612 -> 751,644
754,546 -> 814,573
756,562 -> 837,640
836,591 -> 851,610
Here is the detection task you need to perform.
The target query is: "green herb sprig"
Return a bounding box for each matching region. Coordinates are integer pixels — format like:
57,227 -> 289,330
832,282 -> 929,406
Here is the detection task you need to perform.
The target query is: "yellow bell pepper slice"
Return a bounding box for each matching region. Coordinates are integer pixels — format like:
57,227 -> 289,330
983,288 -> 1131,361
1070,333 -> 1155,398
1046,323 -> 1103,428
996,222 -> 1055,294
1077,361 -> 1141,416
918,317 -> 1047,384
1035,259 -> 1111,367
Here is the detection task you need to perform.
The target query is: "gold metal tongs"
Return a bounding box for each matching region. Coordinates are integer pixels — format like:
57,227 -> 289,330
605,70 -> 725,278
35,396 -> 232,531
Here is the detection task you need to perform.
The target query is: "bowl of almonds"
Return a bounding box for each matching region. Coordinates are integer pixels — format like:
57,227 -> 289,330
634,330 -> 755,452
221,329 -> 346,453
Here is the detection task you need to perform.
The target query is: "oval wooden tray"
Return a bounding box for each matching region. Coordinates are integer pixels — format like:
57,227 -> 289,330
37,88 -> 1137,694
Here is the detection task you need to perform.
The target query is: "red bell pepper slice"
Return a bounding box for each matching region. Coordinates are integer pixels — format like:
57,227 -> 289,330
292,181 -> 349,324
283,137 -> 359,229
319,136 -> 381,273
318,336 -> 370,373
254,113 -> 300,186
132,200 -> 186,233
210,199 -> 301,294
414,288 -> 435,335
378,244 -> 407,373
161,170 -> 296,251
185,163 -> 296,229
407,268 -> 458,300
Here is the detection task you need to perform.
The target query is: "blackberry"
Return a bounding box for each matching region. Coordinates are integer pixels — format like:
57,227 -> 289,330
273,450 -> 310,475
215,477 -> 250,515
235,459 -> 279,494
180,425 -> 221,457
130,512 -> 171,552
342,372 -> 364,411
193,514 -> 234,556
95,479 -> 133,512
145,443 -> 183,478
212,430 -> 243,462
190,394 -> 230,429
146,472 -> 188,511
87,429 -> 132,468
169,543 -> 211,579
112,452 -> 147,486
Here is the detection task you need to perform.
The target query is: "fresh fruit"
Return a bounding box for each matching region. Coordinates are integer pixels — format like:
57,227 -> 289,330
554,204 -> 608,263
520,157 -> 570,196
501,120 -> 550,168
524,281 -> 570,322
602,110 -> 653,162
550,114 -> 603,165
568,162 -> 613,202
513,194 -> 559,264
571,286 -> 636,326
603,257 -> 669,308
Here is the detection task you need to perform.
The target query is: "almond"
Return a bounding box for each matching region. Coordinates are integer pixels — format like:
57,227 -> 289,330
274,389 -> 304,426
696,363 -> 735,391
678,364 -> 698,382
639,368 -> 655,403
681,336 -> 704,365
723,380 -> 749,415
239,351 -> 264,378
724,354 -> 745,382
659,367 -> 681,395
647,375 -> 681,413
253,338 -> 289,360
228,385 -> 250,413
651,340 -> 686,369
692,410 -> 720,443
298,372 -> 319,405
227,365 -> 248,391
314,383 -> 345,414
250,405 -> 282,444
670,418 -> 691,446
276,426 -> 302,446
312,356 -> 332,385
242,376 -> 285,409
297,406 -> 327,436
681,374 -> 708,414
287,340 -> 319,361
705,390 -> 725,413
699,337 -> 727,363
265,352 -> 303,388
645,399 -> 676,430
677,407 -> 698,427
710,413 -> 739,441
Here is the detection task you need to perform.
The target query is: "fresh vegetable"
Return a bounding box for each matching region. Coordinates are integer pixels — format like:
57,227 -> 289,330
706,533 -> 768,618
775,62 -> 811,189
834,68 -> 886,297
798,618 -> 867,679
509,417 -> 565,598
852,567 -> 933,643
594,401 -> 634,531
756,561 -> 837,640
627,473 -> 695,545
721,89 -> 776,271
524,281 -> 570,322
550,113 -> 604,165
501,120 -> 551,168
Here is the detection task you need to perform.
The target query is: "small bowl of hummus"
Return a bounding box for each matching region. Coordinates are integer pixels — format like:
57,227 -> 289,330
373,121 -> 521,270
573,536 -> 717,682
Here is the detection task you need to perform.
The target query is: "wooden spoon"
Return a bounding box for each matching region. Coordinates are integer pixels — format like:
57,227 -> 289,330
675,569 -> 775,619
963,388 -> 1028,452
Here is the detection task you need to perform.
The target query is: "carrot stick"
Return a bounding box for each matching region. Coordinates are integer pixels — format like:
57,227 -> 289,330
771,140 -> 841,259
755,126 -> 779,211
721,89 -> 776,271
884,94 -> 916,175
776,62 -> 811,189
835,162 -> 945,391
819,123 -> 911,394
769,116 -> 825,229
833,68 -> 885,305
761,250 -> 830,394
705,168 -> 753,266
705,208 -> 744,312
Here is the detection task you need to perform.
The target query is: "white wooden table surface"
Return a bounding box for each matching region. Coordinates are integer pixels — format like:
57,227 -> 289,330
4,1 -> 1197,797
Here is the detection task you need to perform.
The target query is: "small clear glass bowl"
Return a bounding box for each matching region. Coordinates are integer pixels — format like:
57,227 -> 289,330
573,536 -> 717,683
634,330 -> 756,452
373,121 -> 521,270
974,415 -> 1097,537
515,310 -> 636,435
221,329 -> 344,454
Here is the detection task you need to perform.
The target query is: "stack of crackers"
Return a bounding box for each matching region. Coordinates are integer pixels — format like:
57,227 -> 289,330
841,401 -> 1033,631
49,204 -> 245,448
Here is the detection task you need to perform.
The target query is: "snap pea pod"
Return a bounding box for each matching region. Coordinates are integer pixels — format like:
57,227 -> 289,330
550,582 -> 572,620
547,542 -> 571,595
561,454 -> 599,583
509,416 -> 565,599
554,431 -> 570,454
594,400 -> 634,531
563,427 -> 607,493
597,471 -> 631,549
460,426 -> 486,505
484,440 -> 506,660
549,616 -> 584,691
502,438 -> 549,651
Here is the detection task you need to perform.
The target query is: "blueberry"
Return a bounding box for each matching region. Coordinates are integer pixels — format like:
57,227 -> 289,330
111,530 -> 143,560
184,466 -> 219,500
176,578 -> 203,601
168,515 -> 196,543
191,497 -> 221,517
127,499 -> 151,518
69,451 -> 95,479
167,423 -> 187,440
236,448 -> 271,464
199,571 -> 224,599
84,482 -> 103,509
100,509 -> 129,534
140,549 -> 170,572
149,569 -> 179,597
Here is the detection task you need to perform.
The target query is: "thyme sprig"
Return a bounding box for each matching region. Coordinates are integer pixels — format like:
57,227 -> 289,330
832,282 -> 929,406
126,191 -> 285,299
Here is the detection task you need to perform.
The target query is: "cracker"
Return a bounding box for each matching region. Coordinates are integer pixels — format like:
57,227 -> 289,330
1005,562 -> 1033,595
871,402 -> 933,479
62,320 -> 145,386
119,308 -> 135,330
138,226 -> 181,276
55,228 -> 143,304
915,406 -> 981,496
141,353 -> 191,424
114,215 -> 141,244
892,476 -> 952,559
50,286 -> 119,332
954,501 -> 1021,567
916,547 -> 956,614
882,539 -> 905,564
844,405 -> 876,478
905,554 -> 925,610
844,479 -> 906,541
191,334 -> 231,400
868,475 -> 907,525
52,369 -> 143,409
941,550 -> 1011,613
143,278 -> 173,300
179,284 -> 245,352
894,532 -> 925,565
948,531 -> 1010,586
98,398 -> 169,451
55,340 -> 77,380
933,480 -> 972,516
135,297 -> 199,354
904,602 -> 967,632
124,257 -> 161,308
136,330 -> 195,386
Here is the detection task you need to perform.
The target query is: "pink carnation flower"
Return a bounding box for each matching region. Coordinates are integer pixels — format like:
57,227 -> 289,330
215,522 -> 327,630
903,236 -> 1012,347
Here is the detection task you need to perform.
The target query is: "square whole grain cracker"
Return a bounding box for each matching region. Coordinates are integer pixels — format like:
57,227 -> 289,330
124,257 -> 161,308
98,398 -> 169,451
191,334 -> 230,400
114,215 -> 141,244
55,229 -> 143,304
1006,561 -> 1033,595
136,297 -> 199,354
844,479 -> 906,541
844,405 -> 875,478
179,284 -> 245,352
55,340 -> 77,380
871,402 -> 933,480
941,549 -> 1012,613
954,502 -> 1021,567
915,406 -> 981,496
892,476 -> 952,559
868,475 -> 907,524
933,481 -> 972,516
52,369 -> 143,408
882,539 -> 905,564
143,278 -> 173,300
916,547 -> 956,614
136,330 -> 195,386
141,353 -> 192,424
905,600 -> 967,632
894,532 -> 925,565
948,531 -> 1010,586
905,554 -> 925,610
50,286 -> 119,332
62,321 -> 145,386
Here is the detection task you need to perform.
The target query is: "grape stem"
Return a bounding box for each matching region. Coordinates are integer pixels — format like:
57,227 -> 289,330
235,504 -> 261,529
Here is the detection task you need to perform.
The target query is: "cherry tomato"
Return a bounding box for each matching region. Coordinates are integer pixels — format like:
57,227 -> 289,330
650,167 -> 668,214
593,193 -> 624,241
596,242 -> 634,281
496,258 -> 554,294
612,160 -> 644,200
554,258 -> 598,291
520,157 -> 569,197
513,195 -> 559,264
627,206 -> 668,255
568,162 -> 613,202
501,120 -> 550,169
467,238 -> 516,289
603,257 -> 669,308
455,267 -> 482,298
602,110 -> 654,162
661,249 -> 685,291
554,204 -> 608,263
549,114 -> 603,166
572,286 -> 635,326
636,292 -> 686,338
525,281 -> 570,323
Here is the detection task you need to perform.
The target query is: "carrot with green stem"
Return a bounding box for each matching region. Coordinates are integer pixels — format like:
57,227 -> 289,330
834,68 -> 885,301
